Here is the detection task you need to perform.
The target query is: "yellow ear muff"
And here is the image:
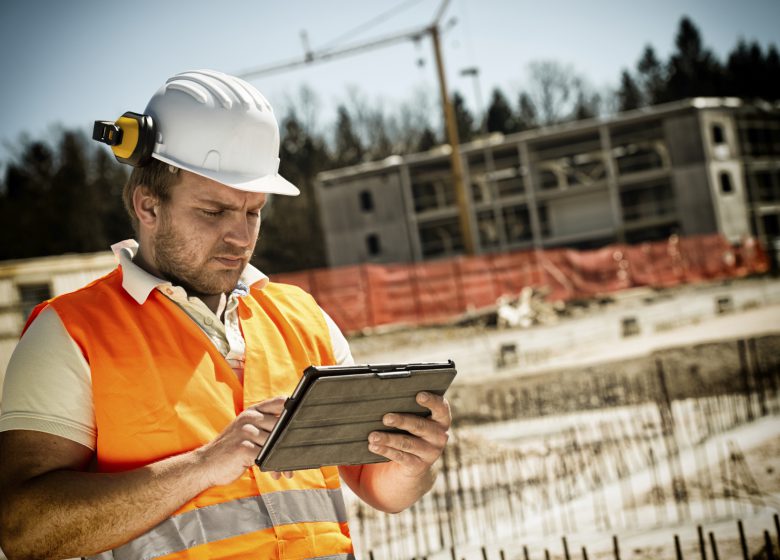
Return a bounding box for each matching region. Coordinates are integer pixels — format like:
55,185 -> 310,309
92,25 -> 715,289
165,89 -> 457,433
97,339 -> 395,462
112,115 -> 140,160
93,111 -> 156,167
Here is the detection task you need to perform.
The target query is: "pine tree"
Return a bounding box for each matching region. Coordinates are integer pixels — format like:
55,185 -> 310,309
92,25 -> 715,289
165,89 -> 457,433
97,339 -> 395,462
417,127 -> 438,151
636,45 -> 666,106
485,89 -> 518,134
516,93 -> 538,131
766,45 -> 780,100
725,39 -> 780,101
571,79 -> 600,120
452,91 -> 475,142
617,70 -> 642,111
0,141 -> 56,259
90,147 -> 132,244
0,130 -> 132,260
51,131 -> 96,253
333,105 -> 364,167
572,91 -> 599,120
663,17 -> 724,101
363,109 -> 394,161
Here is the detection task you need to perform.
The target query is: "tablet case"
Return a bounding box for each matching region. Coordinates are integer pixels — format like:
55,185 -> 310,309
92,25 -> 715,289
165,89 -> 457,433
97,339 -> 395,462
255,361 -> 457,472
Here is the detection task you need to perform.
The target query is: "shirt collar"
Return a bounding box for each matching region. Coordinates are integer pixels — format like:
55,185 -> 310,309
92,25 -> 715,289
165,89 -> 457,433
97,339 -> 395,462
110,239 -> 268,305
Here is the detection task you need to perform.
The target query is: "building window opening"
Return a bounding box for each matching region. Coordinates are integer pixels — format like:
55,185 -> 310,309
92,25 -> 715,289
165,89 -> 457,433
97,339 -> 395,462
614,143 -> 666,175
712,124 -> 725,145
502,205 -> 532,244
477,211 -> 500,249
719,172 -> 733,194
18,283 -> 51,320
537,204 -> 552,237
470,179 -> 491,204
366,233 -> 381,256
419,219 -> 463,258
750,170 -> 779,203
621,316 -> 640,337
412,180 -> 453,213
539,169 -> 561,190
360,190 -> 374,212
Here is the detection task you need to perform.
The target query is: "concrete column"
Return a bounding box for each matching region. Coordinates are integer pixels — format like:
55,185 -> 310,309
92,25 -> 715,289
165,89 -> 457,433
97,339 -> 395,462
600,124 -> 626,243
399,162 -> 423,262
485,143 -> 509,250
519,141 -> 543,249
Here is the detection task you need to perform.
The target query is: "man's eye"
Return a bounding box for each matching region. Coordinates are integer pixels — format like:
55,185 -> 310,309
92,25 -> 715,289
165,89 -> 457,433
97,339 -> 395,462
201,209 -> 223,217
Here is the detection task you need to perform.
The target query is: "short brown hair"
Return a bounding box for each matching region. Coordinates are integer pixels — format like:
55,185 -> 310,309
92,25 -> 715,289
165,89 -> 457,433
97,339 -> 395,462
123,159 -> 181,233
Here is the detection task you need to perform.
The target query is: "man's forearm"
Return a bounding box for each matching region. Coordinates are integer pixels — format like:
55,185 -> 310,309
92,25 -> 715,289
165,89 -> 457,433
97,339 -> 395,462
351,461 -> 437,514
0,449 -> 210,559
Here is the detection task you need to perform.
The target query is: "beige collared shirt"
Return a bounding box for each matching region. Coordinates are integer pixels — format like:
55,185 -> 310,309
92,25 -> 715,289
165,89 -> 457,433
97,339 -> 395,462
0,240 -> 353,450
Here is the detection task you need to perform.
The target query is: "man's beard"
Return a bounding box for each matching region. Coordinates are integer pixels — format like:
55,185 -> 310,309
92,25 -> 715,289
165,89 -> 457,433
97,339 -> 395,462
153,215 -> 250,297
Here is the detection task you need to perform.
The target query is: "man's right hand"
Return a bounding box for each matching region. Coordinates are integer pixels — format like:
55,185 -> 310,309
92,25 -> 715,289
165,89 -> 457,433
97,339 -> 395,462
195,396 -> 293,487
0,397 -> 291,558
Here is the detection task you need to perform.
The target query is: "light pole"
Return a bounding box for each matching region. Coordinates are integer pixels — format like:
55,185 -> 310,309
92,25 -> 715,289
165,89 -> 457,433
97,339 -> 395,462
460,66 -> 486,136
430,24 -> 475,255
460,65 -> 504,250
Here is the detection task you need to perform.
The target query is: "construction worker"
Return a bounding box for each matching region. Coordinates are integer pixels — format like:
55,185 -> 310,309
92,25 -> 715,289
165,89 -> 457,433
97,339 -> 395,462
0,70 -> 451,559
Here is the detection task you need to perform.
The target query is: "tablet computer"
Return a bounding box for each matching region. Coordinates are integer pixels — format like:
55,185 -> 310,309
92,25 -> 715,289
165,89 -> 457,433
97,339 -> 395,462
254,361 -> 457,472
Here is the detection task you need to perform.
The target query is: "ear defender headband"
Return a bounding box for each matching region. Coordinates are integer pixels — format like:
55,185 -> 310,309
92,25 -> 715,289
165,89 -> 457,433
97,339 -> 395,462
92,112 -> 156,167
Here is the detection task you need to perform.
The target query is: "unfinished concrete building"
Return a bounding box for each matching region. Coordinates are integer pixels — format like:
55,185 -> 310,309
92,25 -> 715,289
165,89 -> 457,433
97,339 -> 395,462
315,98 -> 780,266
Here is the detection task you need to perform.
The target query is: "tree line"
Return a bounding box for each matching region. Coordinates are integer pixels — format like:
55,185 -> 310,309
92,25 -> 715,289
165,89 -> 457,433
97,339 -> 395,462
1,17 -> 778,272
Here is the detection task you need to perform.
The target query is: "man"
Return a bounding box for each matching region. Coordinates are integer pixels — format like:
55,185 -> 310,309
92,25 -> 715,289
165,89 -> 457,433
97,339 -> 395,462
0,70 -> 451,559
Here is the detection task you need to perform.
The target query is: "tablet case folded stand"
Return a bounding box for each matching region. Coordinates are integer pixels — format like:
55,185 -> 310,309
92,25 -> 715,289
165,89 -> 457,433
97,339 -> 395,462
255,361 -> 457,472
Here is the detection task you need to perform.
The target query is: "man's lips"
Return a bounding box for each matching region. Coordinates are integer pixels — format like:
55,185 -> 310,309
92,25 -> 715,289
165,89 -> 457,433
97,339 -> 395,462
213,256 -> 245,268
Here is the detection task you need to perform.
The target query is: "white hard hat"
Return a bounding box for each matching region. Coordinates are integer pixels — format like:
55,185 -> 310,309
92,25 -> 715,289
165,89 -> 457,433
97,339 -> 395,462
145,69 -> 299,196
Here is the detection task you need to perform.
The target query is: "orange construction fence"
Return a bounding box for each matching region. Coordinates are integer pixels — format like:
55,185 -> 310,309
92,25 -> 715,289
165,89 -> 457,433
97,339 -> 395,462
273,234 -> 770,334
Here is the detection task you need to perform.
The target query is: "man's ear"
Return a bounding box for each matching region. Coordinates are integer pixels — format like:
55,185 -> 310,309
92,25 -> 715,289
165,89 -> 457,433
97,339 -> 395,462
133,186 -> 160,229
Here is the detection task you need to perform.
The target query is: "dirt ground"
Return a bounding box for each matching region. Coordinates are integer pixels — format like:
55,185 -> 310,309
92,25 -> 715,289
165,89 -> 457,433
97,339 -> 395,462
349,277 -> 780,560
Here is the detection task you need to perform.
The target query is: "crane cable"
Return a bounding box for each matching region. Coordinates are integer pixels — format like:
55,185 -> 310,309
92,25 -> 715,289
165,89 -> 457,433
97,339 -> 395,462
318,0 -> 425,53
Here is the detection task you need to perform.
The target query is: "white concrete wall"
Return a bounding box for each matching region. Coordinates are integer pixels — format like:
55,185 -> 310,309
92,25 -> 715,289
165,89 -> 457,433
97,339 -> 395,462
349,278 -> 780,382
708,160 -> 751,243
547,190 -> 615,238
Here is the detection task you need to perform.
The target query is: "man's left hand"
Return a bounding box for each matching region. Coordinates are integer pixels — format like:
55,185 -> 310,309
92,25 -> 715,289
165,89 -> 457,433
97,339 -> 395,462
367,391 -> 451,478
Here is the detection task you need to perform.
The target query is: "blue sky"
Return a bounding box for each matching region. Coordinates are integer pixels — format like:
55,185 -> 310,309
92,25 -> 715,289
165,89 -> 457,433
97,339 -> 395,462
1,0 -> 778,167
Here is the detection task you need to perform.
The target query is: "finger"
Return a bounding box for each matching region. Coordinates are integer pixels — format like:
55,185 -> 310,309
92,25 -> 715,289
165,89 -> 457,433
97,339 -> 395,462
252,396 -> 287,415
416,392 -> 452,429
241,412 -> 278,435
240,423 -> 270,447
383,412 -> 435,439
283,471 -> 294,479
382,413 -> 448,449
270,471 -> 282,480
368,441 -> 427,472
369,431 -> 440,464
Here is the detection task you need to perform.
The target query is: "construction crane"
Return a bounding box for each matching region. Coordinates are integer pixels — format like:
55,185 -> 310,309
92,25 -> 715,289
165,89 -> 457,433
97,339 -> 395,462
236,0 -> 476,255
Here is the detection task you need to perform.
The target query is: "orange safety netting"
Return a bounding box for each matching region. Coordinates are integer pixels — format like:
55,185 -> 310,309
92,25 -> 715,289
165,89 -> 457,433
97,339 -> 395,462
273,235 -> 769,334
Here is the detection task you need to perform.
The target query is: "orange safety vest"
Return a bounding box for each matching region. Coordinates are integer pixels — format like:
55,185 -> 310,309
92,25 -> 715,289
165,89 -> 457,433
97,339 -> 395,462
31,268 -> 354,560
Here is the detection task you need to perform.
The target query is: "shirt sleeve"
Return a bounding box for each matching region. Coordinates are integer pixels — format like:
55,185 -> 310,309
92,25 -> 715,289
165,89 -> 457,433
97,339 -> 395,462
320,309 -> 355,366
0,305 -> 97,450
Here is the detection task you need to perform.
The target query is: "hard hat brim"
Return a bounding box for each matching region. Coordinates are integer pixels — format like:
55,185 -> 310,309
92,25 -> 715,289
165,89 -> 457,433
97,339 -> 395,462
152,153 -> 300,196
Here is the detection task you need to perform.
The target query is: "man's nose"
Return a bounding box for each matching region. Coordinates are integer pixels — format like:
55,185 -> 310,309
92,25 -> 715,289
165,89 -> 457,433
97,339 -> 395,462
224,214 -> 253,247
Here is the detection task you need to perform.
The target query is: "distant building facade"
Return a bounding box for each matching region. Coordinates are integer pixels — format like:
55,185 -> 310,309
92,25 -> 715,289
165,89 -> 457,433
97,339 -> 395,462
316,98 -> 780,266
0,252 -> 116,385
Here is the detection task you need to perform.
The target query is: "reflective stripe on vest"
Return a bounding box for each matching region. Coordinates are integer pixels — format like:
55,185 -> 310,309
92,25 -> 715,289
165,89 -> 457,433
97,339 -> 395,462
86,488 -> 348,560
